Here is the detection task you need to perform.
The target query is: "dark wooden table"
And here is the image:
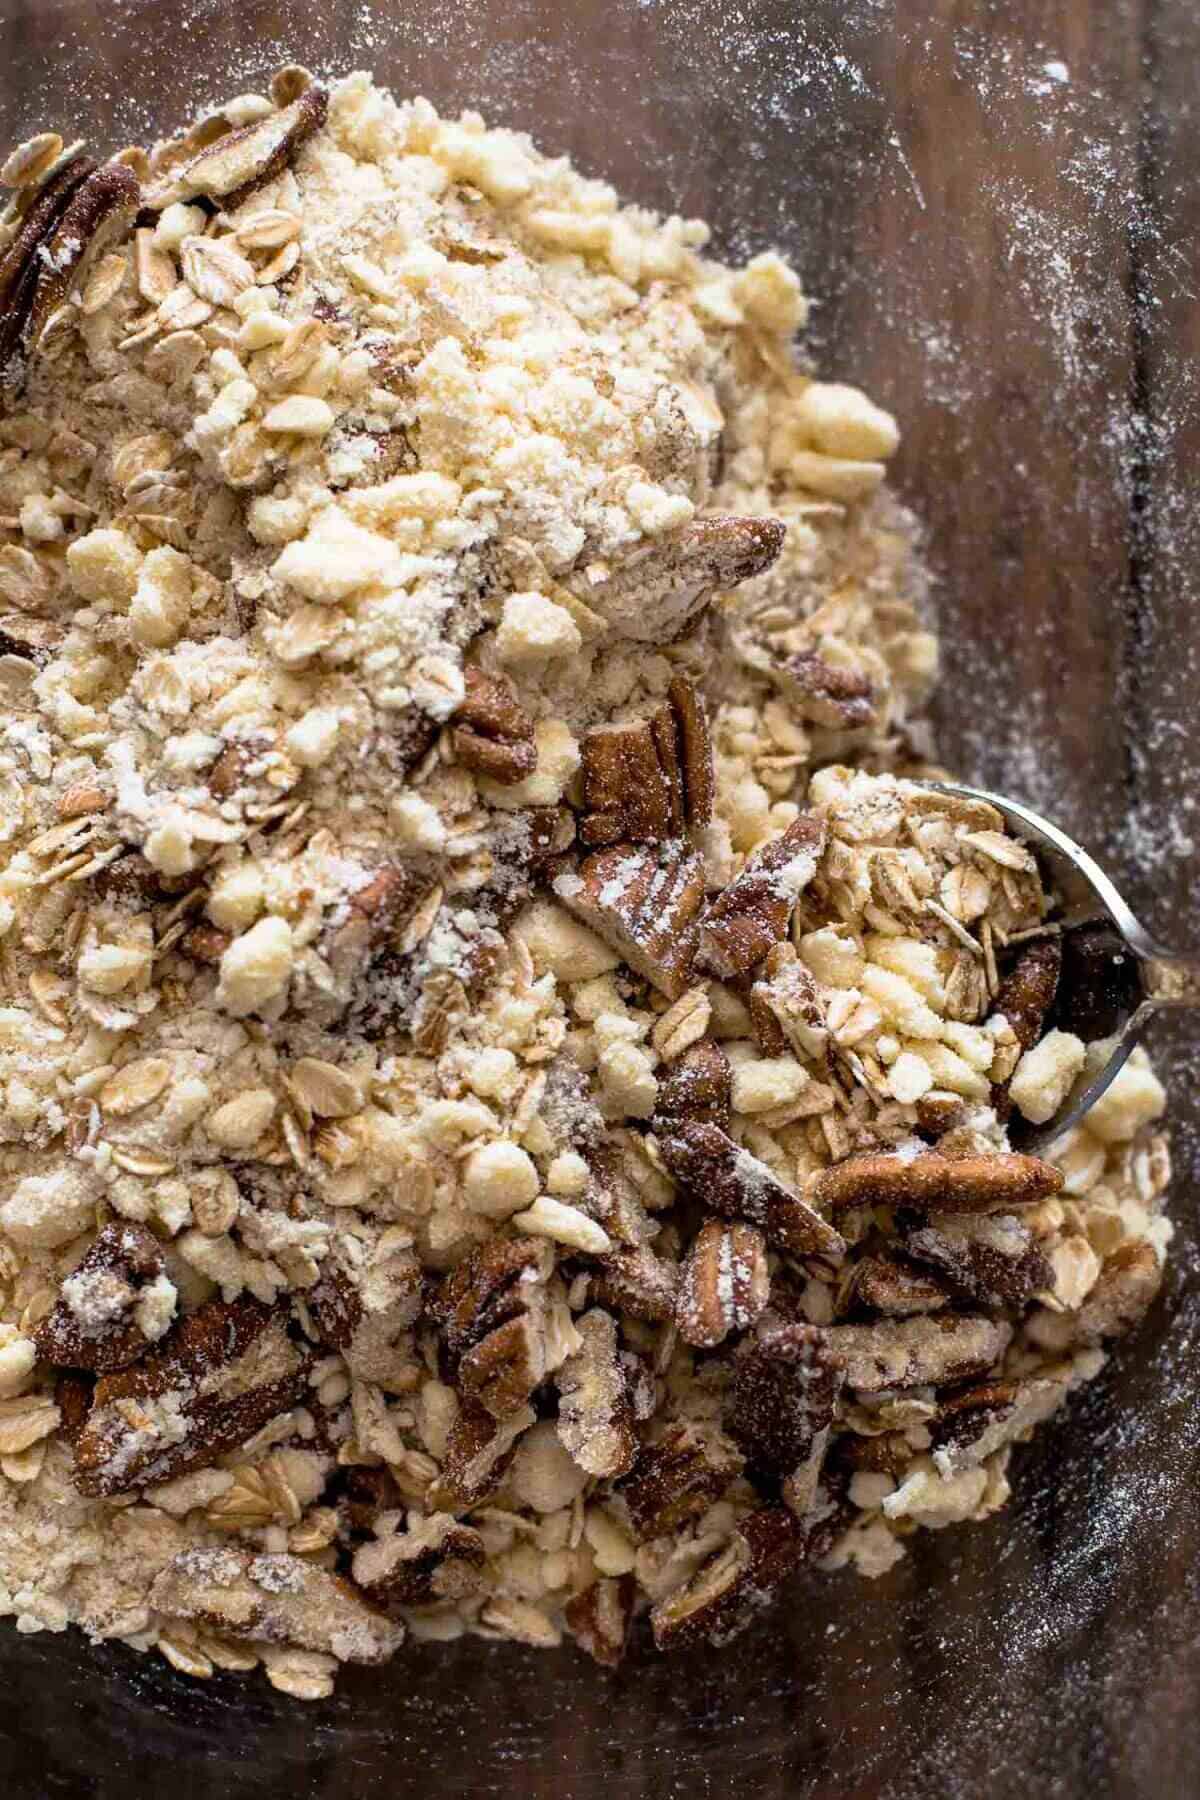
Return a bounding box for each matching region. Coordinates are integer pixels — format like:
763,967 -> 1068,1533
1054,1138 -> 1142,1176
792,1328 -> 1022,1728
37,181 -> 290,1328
0,3 -> 1197,1796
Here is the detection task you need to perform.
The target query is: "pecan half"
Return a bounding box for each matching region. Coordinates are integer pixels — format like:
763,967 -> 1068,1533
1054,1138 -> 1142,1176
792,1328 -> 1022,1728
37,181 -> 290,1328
930,1376 -> 1064,1475
619,1422 -> 744,1540
811,1150 -> 1063,1217
73,1296 -> 311,1496
657,1120 -> 846,1259
427,1399 -> 535,1513
565,1574 -> 637,1669
653,1038 -> 732,1131
451,665 -> 537,785
554,839 -> 706,999
146,85 -> 328,211
34,1222 -> 170,1373
589,1244 -> 679,1323
778,650 -> 876,729
992,937 -> 1062,1117
573,513 -> 785,643
726,1324 -> 844,1517
822,1313 -> 1012,1393
903,1211 -> 1053,1308
555,1308 -> 636,1478
1075,1241 -> 1163,1341
352,1513 -> 487,1611
848,1252 -> 951,1318
578,674 -> 713,846
650,1504 -> 828,1650
676,1219 -> 769,1349
150,1547 -> 402,1665
696,815 -> 826,980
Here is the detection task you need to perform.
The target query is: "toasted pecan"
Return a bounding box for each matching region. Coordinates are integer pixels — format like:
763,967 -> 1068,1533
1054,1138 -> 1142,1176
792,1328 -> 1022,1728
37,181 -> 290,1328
657,1119 -> 845,1258
653,1038 -> 732,1131
565,1574 -> 638,1669
73,1296 -> 312,1496
902,1211 -> 1053,1308
696,814 -> 826,980
822,1313 -> 1012,1393
650,1503 -> 828,1650
34,1222 -> 169,1374
726,1324 -> 844,1517
150,1547 -> 402,1665
619,1422 -> 744,1540
676,1219 -> 769,1349
554,839 -> 706,999
1075,1242 -> 1163,1342
451,665 -> 537,785
555,1308 -> 636,1479
352,1514 -> 487,1611
811,1149 -> 1063,1217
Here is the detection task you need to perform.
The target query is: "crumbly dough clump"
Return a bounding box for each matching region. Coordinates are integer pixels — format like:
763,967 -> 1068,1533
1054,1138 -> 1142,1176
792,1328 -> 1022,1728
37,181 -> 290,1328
0,71 -> 1172,1693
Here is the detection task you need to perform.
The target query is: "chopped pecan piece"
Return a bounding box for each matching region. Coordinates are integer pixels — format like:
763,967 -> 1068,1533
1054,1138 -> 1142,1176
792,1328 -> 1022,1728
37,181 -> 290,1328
578,675 -> 713,846
565,1574 -> 637,1669
650,1504 -> 827,1650
427,1399 -> 535,1513
340,1464 -> 404,1535
573,513 -> 785,643
915,1093 -> 967,1139
778,650 -> 876,729
668,674 -> 714,830
619,1422 -> 744,1540
811,1149 -> 1063,1216
460,1312 -> 547,1420
146,85 -> 328,210
73,1296 -> 311,1497
830,1430 -> 914,1480
991,937 -> 1062,1117
726,1324 -> 844,1517
0,614 -> 62,667
590,1244 -> 679,1323
554,840 -> 706,999
307,1246 -> 423,1393
150,1547 -> 402,1665
451,665 -> 537,785
34,1222 -> 171,1373
903,1211 -> 1053,1308
849,1252 -> 951,1317
25,161 -> 140,351
555,1308 -> 636,1478
995,938 -> 1063,1050
657,1120 -> 845,1258
696,815 -> 826,980
579,716 -> 679,846
822,1314 -> 1012,1393
432,1238 -> 551,1421
54,1371 -> 95,1444
181,924 -> 231,965
749,948 -> 828,1060
653,1039 -> 732,1131
931,1377 -> 1064,1476
352,1514 -> 487,1611
676,1219 -> 769,1349
0,150 -> 96,383
1075,1242 -> 1163,1341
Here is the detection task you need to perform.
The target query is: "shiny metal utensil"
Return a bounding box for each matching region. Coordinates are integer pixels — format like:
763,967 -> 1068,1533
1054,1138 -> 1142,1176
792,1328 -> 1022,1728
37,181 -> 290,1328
925,781 -> 1200,1150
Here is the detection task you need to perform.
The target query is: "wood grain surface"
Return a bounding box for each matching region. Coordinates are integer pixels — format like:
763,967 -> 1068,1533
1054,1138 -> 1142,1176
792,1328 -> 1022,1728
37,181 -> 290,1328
0,4 -> 1196,1799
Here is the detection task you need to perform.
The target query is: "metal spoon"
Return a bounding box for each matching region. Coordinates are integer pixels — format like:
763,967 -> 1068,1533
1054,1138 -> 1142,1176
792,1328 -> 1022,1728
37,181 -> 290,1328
924,781 -> 1200,1150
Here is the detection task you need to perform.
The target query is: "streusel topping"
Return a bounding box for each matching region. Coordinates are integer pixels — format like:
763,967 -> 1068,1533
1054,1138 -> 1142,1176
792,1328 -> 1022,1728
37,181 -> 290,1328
0,69 -> 1170,1692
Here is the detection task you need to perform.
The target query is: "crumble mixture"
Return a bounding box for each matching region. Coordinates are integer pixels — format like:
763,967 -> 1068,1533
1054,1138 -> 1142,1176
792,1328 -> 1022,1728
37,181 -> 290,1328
0,68 -> 1172,1696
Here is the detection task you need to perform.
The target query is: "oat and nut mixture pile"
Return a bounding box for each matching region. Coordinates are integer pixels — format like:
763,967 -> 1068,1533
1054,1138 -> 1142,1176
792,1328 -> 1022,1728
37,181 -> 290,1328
0,68 -> 1173,1695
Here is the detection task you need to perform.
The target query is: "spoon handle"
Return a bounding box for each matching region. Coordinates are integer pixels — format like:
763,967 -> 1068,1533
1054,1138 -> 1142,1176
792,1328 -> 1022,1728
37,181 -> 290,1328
1141,952 -> 1200,1010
